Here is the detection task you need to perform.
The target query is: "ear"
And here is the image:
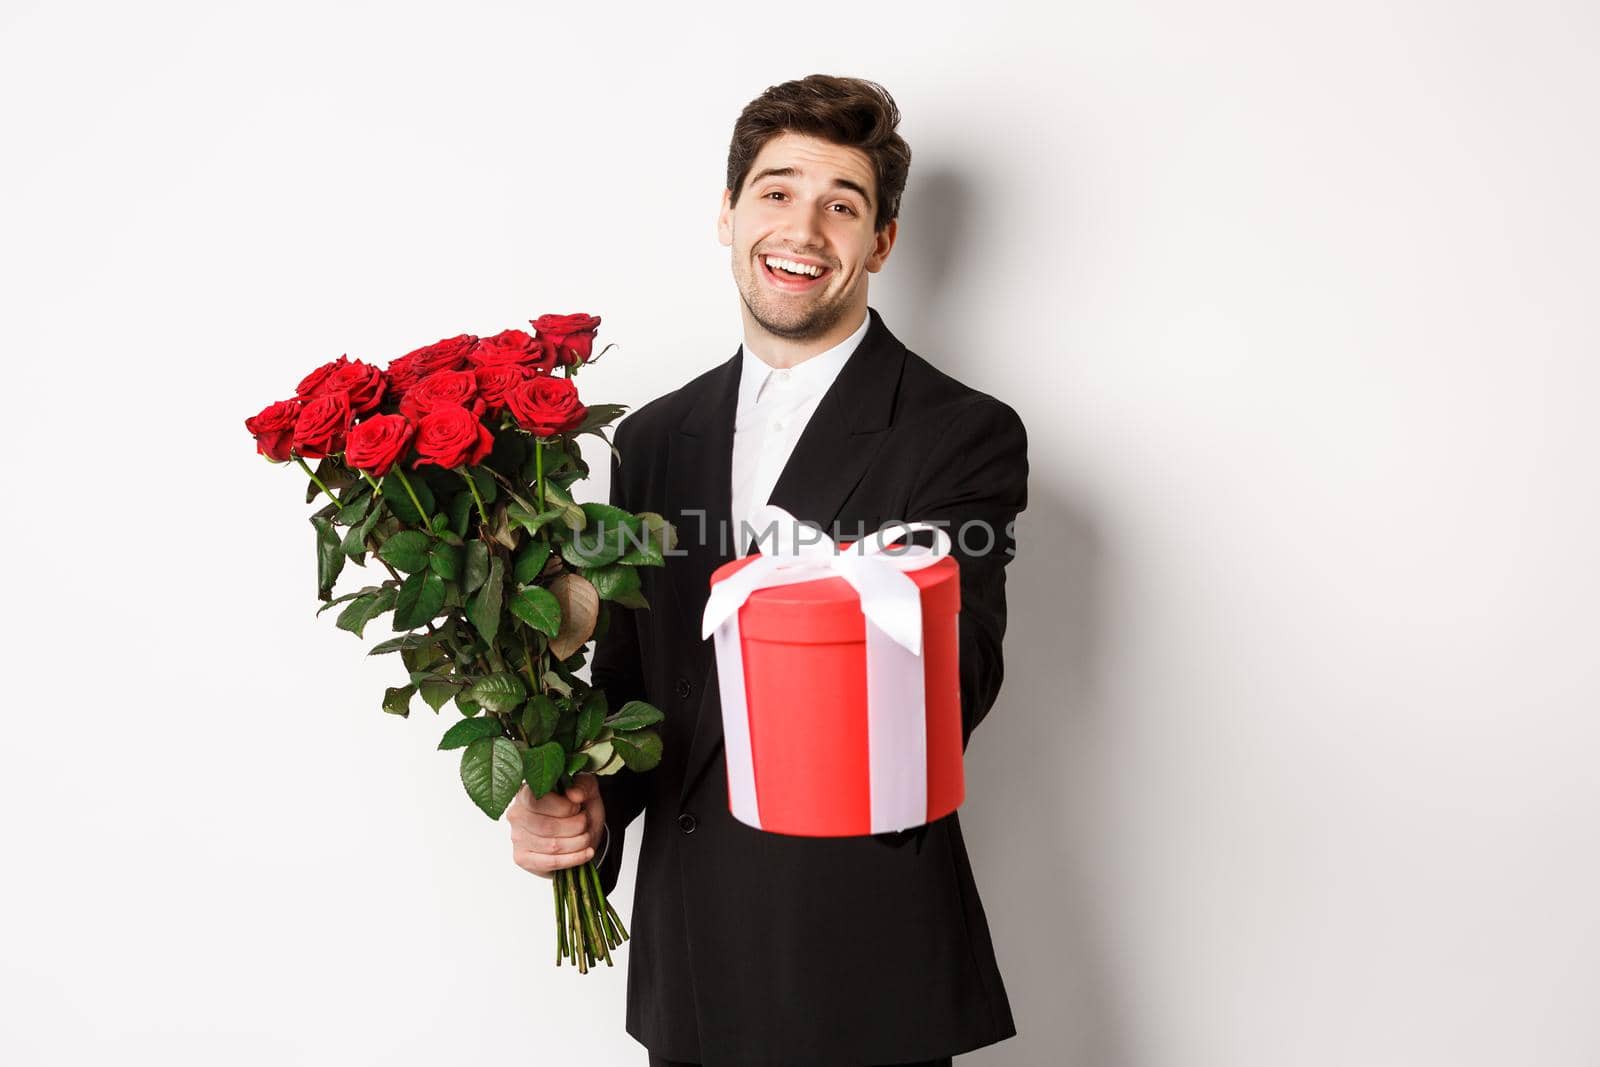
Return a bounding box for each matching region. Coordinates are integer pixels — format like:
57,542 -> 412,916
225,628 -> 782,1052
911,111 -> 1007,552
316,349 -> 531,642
866,217 -> 898,272
716,188 -> 734,247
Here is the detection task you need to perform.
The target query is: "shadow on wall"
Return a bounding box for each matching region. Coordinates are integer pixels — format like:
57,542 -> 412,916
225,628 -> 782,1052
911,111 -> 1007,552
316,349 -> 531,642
882,164 -> 1130,1067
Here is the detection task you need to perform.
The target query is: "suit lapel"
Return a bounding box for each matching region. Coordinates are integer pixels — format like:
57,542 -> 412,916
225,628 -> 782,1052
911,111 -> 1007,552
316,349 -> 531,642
674,305 -> 908,805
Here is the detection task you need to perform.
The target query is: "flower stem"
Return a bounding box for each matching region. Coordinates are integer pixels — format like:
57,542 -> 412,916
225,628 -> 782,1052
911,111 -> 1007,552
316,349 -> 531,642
458,466 -> 489,525
359,470 -> 384,496
535,438 -> 545,512
553,873 -> 566,966
294,456 -> 342,510
391,467 -> 435,535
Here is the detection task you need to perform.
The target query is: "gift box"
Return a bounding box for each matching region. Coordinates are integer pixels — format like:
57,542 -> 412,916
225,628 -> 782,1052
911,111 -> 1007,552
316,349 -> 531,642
701,507 -> 964,836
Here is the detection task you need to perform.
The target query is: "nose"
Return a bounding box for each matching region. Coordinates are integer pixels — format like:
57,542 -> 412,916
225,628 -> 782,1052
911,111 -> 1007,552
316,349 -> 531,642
780,202 -> 825,251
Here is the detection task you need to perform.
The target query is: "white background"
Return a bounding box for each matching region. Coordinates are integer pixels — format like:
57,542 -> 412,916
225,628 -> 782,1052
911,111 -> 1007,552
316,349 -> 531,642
3,1 -> 1596,1064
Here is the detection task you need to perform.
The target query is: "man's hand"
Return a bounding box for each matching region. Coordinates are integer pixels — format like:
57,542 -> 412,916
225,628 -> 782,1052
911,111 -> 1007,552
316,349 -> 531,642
508,771 -> 606,878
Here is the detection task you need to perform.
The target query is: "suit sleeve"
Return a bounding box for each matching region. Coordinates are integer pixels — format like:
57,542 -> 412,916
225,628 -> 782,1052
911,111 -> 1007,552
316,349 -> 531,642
588,419 -> 654,897
903,395 -> 1029,752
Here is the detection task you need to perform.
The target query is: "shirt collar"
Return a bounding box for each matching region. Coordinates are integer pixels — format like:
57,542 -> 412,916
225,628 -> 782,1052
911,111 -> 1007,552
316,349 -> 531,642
736,310 -> 872,418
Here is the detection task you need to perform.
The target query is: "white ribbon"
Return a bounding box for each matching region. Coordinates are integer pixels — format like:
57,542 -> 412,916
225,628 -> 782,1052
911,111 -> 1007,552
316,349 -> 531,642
700,504 -> 952,833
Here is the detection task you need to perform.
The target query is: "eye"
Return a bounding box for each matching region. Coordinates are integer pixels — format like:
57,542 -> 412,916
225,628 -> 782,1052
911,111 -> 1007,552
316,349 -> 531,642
763,191 -> 787,201
831,203 -> 857,215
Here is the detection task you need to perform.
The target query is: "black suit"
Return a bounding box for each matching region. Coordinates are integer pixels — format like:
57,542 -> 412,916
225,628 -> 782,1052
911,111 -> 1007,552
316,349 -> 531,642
591,305 -> 1027,1066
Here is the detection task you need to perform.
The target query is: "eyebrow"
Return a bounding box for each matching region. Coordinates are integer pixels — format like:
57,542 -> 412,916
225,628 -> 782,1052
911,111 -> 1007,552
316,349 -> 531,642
746,165 -> 873,207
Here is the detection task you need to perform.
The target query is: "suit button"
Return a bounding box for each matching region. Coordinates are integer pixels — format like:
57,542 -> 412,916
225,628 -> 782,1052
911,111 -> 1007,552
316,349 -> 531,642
675,677 -> 692,699
678,812 -> 697,834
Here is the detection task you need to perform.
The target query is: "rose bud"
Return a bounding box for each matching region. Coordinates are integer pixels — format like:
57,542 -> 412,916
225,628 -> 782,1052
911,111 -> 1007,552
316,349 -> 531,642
529,313 -> 602,367
344,414 -> 415,478
399,368 -> 485,423
507,374 -> 587,437
295,354 -> 352,400
245,398 -> 302,462
472,328 -> 559,375
411,403 -> 496,471
323,358 -> 388,415
292,390 -> 354,460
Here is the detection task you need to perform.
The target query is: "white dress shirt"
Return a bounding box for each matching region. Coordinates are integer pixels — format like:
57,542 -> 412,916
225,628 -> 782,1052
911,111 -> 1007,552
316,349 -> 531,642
592,312 -> 871,869
729,312 -> 872,554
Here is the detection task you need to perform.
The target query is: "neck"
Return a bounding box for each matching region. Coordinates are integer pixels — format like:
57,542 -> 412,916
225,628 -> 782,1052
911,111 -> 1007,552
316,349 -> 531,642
740,300 -> 868,370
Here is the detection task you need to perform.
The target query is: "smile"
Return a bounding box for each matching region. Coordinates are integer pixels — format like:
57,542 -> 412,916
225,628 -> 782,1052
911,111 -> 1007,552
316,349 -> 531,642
760,253 -> 831,291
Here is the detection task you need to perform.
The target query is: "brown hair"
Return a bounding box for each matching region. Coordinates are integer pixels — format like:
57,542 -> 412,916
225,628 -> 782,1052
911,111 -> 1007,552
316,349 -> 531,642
725,74 -> 912,234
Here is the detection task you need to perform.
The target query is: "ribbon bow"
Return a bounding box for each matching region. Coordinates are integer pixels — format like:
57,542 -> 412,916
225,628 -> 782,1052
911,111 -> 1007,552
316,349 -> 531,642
701,504 -> 952,832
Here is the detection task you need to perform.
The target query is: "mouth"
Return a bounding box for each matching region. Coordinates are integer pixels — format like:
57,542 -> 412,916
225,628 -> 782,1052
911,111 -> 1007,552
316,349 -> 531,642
759,253 -> 832,293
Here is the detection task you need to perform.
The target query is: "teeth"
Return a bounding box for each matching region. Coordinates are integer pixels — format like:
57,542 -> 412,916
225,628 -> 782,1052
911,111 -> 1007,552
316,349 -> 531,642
765,255 -> 823,278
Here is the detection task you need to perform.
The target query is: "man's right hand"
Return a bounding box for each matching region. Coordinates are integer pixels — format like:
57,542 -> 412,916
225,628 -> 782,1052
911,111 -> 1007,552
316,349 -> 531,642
508,772 -> 606,878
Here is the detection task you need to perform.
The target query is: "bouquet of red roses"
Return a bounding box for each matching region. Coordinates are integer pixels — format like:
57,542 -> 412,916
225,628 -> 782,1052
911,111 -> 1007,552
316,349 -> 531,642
245,313 -> 673,973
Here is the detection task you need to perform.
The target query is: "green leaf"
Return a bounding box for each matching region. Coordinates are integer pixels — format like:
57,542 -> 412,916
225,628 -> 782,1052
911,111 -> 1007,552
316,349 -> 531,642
520,695 -> 560,744
461,736 -> 523,818
522,741 -> 567,798
606,700 -> 665,732
509,586 -> 561,638
383,684 -> 416,717
617,511 -> 673,567
513,540 -> 553,585
381,471 -> 435,524
572,403 -> 628,435
611,729 -> 663,772
378,530 -> 431,573
392,571 -> 446,631
455,693 -> 482,717
419,679 -> 457,713
341,504 -> 385,563
438,716 -> 504,750
369,632 -> 436,656
428,542 -> 463,580
471,466 -> 498,505
565,752 -> 589,776
465,554 -> 504,646
506,500 -> 565,537
316,584 -> 386,616
310,514 -> 345,600
542,670 -> 573,698
463,541 -> 490,594
582,739 -> 614,771
335,586 -> 397,638
581,563 -> 646,609
336,485 -> 373,527
447,490 -> 474,538
576,689 -> 607,746
465,672 -> 527,714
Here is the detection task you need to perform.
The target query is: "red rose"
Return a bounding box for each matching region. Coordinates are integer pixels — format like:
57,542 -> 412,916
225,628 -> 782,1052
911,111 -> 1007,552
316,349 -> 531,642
471,328 -> 558,374
324,358 -> 387,414
293,391 -> 354,459
344,414 -> 415,477
475,363 -> 533,413
398,369 -> 484,423
530,313 -> 602,367
245,398 -> 302,462
507,375 -> 587,437
296,354 -> 351,399
388,334 -> 479,394
411,404 -> 495,470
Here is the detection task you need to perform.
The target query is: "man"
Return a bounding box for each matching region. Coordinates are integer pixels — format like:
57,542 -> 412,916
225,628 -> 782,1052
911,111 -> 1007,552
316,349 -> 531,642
508,74 -> 1028,1066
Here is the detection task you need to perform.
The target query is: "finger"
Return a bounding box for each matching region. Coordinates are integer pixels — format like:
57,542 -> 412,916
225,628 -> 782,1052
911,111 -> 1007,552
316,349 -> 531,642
513,840 -> 597,870
530,791 -> 581,817
508,809 -> 588,839
513,842 -> 596,877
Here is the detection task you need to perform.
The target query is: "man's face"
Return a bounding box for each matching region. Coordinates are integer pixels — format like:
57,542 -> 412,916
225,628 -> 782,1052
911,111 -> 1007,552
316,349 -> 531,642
718,131 -> 897,341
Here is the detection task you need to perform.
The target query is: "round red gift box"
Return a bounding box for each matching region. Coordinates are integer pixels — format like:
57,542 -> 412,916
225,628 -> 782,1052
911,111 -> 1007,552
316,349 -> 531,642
707,547 -> 964,836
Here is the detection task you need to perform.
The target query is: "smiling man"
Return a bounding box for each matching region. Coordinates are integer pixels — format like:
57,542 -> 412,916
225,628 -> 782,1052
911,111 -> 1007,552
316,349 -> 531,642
507,74 -> 1028,1066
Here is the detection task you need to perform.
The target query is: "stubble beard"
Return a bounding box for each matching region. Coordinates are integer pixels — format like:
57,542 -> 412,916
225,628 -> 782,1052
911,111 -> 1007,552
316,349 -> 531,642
737,253 -> 852,342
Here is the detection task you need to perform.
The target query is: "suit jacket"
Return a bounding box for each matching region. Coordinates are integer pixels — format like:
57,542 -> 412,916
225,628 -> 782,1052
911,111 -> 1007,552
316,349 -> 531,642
590,304 -> 1028,1066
